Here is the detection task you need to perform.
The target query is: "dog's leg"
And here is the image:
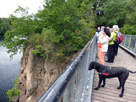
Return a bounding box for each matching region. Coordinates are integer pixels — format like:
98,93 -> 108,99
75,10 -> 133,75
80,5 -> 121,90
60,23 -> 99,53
119,81 -> 125,97
119,74 -> 129,97
101,77 -> 106,87
117,76 -> 121,89
94,75 -> 102,90
119,79 -> 127,98
119,72 -> 129,97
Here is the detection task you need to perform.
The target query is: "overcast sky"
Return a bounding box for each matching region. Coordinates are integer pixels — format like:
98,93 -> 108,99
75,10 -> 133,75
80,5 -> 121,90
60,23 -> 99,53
0,0 -> 44,18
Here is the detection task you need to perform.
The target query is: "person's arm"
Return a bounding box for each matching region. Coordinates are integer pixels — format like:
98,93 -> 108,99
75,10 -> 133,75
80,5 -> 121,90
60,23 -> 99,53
109,38 -> 113,41
99,36 -> 109,44
109,33 -> 113,42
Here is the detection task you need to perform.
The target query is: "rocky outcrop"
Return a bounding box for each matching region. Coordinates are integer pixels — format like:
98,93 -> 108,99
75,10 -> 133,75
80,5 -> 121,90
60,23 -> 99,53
17,45 -> 76,102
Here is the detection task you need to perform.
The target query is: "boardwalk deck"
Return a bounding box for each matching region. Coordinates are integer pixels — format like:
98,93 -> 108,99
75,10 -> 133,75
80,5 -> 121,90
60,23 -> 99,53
91,47 -> 136,102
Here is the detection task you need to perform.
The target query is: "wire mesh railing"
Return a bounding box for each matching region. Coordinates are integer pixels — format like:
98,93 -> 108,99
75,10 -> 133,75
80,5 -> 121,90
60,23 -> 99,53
37,36 -> 97,102
120,34 -> 136,57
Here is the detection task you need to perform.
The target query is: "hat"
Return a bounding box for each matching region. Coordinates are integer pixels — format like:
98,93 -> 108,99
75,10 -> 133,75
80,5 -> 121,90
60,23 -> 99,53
113,25 -> 119,31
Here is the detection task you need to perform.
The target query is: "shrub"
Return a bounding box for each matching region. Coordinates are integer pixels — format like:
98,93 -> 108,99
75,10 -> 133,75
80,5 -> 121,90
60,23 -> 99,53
6,88 -> 20,102
6,76 -> 20,102
121,24 -> 136,35
25,33 -> 43,47
31,45 -> 45,57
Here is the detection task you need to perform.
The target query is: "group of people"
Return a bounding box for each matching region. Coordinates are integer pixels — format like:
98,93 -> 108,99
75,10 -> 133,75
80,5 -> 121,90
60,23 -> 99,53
95,25 -> 121,65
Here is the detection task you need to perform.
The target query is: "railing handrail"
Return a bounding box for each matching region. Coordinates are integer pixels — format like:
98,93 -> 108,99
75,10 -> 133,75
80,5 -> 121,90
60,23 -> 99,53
37,37 -> 94,102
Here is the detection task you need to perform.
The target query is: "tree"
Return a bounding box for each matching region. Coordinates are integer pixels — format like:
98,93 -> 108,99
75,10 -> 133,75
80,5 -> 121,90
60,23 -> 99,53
94,0 -> 136,35
1,0 -> 96,59
0,6 -> 36,58
0,18 -> 11,35
121,0 -> 136,35
96,0 -> 128,27
36,0 -> 95,56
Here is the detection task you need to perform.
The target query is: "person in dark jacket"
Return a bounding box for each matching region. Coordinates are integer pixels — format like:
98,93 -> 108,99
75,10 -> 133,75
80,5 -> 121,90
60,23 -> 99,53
96,27 -> 101,33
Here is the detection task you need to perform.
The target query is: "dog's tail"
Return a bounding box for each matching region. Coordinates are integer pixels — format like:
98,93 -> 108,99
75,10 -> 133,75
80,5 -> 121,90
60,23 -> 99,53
128,70 -> 136,73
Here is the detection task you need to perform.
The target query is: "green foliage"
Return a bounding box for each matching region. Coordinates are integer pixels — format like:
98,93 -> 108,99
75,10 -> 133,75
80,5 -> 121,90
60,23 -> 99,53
36,0 -> 95,56
97,0 -> 128,26
26,33 -> 43,47
79,2 -> 96,44
31,45 -> 45,57
0,18 -> 11,35
121,0 -> 136,35
1,0 -> 136,61
0,6 -> 39,58
121,24 -> 136,35
42,27 -> 56,44
1,0 -> 96,60
7,76 -> 20,102
93,0 -> 136,35
7,88 -> 20,102
41,27 -> 56,60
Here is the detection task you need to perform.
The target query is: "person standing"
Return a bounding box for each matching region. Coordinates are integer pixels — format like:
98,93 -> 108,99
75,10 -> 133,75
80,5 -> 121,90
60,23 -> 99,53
97,26 -> 105,59
114,28 -> 121,56
98,27 -> 110,65
95,27 -> 101,44
106,25 -> 118,63
96,27 -> 101,33
95,26 -> 103,58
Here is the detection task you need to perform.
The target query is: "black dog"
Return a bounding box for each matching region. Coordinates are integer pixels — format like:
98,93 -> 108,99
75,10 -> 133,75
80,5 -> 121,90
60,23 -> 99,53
88,61 -> 136,98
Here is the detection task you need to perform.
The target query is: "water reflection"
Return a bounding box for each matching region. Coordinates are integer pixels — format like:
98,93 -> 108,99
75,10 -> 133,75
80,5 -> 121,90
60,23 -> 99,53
0,42 -> 22,101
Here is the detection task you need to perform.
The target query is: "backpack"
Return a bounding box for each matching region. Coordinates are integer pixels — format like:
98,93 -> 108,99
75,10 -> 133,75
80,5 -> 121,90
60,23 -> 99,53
119,35 -> 123,43
114,32 -> 123,44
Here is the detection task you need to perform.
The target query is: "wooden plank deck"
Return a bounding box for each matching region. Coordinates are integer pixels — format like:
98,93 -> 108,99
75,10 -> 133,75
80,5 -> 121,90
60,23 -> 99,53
91,47 -> 136,102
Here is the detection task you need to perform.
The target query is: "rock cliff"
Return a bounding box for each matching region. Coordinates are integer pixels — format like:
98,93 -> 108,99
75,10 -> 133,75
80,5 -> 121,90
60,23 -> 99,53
16,45 -> 76,102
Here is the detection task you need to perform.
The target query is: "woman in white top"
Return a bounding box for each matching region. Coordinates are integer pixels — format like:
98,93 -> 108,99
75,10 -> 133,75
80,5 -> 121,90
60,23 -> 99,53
98,27 -> 110,65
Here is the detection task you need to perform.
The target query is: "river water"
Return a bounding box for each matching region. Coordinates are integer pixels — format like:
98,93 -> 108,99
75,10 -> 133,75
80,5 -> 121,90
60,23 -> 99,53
0,35 -> 22,102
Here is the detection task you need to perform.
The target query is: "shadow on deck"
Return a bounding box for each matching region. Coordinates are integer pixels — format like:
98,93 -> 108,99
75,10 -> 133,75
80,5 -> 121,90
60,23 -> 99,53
91,47 -> 136,102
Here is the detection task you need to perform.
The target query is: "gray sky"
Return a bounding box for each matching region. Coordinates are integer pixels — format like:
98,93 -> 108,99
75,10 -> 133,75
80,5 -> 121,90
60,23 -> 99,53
0,0 -> 44,18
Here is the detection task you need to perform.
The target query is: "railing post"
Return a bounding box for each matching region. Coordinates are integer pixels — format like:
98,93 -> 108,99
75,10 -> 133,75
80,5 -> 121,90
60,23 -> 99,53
123,35 -> 125,46
124,35 -> 127,47
128,36 -> 131,49
134,38 -> 136,52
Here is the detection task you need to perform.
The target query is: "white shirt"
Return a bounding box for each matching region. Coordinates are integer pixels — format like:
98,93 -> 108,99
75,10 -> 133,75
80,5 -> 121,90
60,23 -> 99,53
98,35 -> 109,52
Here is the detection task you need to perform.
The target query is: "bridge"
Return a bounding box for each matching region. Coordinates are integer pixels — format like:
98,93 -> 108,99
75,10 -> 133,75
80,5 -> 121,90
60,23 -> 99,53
37,34 -> 136,102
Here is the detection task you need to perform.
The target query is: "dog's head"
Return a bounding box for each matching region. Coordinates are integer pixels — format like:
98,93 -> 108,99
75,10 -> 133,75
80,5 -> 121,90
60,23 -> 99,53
88,61 -> 97,70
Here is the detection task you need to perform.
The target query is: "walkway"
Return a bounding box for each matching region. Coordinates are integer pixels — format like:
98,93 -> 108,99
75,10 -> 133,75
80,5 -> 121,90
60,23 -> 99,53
91,47 -> 136,102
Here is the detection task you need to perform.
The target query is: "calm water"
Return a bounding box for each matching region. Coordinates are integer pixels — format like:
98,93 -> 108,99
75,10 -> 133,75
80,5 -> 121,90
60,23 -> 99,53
0,35 -> 22,102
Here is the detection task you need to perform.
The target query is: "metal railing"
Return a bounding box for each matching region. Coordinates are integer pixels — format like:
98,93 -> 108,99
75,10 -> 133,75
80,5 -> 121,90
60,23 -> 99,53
120,34 -> 136,57
37,36 -> 97,102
